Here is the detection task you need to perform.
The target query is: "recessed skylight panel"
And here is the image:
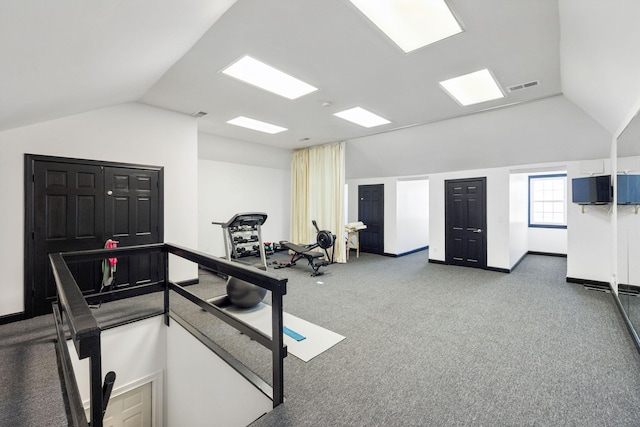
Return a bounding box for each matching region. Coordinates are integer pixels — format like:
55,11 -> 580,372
221,55 -> 317,100
334,107 -> 391,128
349,0 -> 463,53
227,116 -> 287,134
439,69 -> 504,106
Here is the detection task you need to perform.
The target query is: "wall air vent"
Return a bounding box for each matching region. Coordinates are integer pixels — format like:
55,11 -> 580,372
507,80 -> 539,92
191,111 -> 208,118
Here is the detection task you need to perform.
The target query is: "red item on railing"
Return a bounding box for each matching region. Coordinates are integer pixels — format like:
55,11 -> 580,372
106,239 -> 118,266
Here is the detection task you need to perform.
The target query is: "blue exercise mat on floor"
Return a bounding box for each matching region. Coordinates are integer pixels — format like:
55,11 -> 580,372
283,326 -> 306,341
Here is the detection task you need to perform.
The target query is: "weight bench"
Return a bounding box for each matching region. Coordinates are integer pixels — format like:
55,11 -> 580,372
274,220 -> 335,276
274,241 -> 330,276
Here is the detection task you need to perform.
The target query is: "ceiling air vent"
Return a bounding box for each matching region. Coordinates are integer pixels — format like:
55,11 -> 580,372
507,80 -> 539,92
191,111 -> 208,118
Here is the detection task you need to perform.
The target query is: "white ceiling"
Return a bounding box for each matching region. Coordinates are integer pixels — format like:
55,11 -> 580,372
143,0 -> 562,150
0,0 -> 236,131
4,0 -> 640,168
2,0 -> 565,151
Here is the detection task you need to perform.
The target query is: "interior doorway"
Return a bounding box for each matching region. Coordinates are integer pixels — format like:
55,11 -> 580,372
88,382 -> 152,427
25,155 -> 164,317
445,177 -> 487,269
358,184 -> 384,254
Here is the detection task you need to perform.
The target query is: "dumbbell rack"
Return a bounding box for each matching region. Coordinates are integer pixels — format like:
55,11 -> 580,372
228,225 -> 261,259
212,212 -> 268,265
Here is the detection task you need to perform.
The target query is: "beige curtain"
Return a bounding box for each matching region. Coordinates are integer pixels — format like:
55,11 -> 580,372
291,141 -> 346,263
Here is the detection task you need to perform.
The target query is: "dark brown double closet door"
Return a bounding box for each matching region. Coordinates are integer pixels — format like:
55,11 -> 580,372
26,156 -> 162,317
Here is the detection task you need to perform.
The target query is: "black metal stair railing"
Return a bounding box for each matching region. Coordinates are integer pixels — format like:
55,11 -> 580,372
50,251 -> 115,427
50,242 -> 288,427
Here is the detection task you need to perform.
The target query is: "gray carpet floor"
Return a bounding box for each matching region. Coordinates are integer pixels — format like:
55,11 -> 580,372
2,251 -> 640,426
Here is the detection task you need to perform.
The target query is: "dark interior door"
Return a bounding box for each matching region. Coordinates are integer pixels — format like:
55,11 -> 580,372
26,156 -> 163,317
445,178 -> 487,269
104,167 -> 161,287
31,161 -> 105,316
358,184 -> 384,254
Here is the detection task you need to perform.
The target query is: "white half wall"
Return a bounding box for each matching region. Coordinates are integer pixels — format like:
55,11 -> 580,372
198,159 -> 291,257
0,103 -> 198,317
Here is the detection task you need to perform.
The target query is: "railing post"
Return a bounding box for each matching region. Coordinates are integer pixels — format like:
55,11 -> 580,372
164,249 -> 170,326
102,371 -> 116,418
271,287 -> 284,407
88,338 -> 104,427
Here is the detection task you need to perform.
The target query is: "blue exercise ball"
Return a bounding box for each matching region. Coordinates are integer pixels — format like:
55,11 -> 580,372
226,276 -> 266,309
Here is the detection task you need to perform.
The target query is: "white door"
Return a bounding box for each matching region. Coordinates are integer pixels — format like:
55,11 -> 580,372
87,382 -> 152,427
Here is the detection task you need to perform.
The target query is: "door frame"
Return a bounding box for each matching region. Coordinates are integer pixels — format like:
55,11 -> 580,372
444,177 -> 487,269
24,154 -> 164,318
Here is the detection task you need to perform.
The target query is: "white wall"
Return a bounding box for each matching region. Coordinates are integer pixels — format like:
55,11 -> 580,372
198,132 -> 290,170
197,132 -> 291,257
198,159 -> 291,257
528,228 -> 567,254
68,316 -> 166,425
566,160 -> 613,282
346,177 -> 397,254
0,103 -> 198,317
429,167 -> 511,270
348,159 -> 610,281
427,160 -> 611,280
509,173 -> 529,268
396,179 -> 429,255
517,170 -> 568,255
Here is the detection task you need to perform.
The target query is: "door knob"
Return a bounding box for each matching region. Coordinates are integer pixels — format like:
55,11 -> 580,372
107,190 -> 113,196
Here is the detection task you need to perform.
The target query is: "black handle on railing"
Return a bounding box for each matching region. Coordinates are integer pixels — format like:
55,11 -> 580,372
102,371 -> 116,417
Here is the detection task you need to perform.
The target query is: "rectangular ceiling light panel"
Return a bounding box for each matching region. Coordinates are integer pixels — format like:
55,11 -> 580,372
334,107 -> 391,128
349,0 -> 463,53
222,55 -> 317,99
439,69 -> 504,106
227,116 -> 287,134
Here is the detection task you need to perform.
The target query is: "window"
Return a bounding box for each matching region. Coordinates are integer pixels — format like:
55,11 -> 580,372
529,174 -> 567,228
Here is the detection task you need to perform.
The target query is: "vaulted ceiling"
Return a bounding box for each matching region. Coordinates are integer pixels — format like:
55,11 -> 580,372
2,1 -> 639,163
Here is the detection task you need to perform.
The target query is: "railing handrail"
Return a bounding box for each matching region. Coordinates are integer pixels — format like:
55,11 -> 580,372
50,252 -> 105,427
60,243 -> 287,293
165,243 -> 287,293
49,253 -> 101,347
